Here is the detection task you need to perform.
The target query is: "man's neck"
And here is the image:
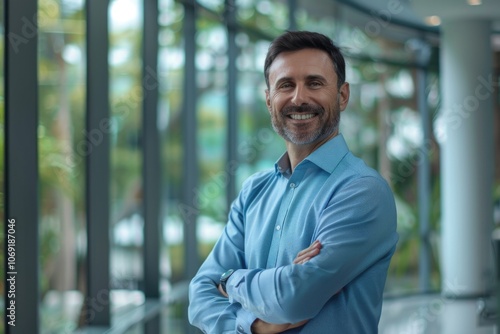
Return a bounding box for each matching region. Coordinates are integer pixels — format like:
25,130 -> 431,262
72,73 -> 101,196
286,132 -> 338,172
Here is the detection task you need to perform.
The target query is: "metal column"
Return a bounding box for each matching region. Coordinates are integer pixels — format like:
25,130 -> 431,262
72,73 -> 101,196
225,0 -> 238,210
86,0 -> 111,326
4,0 -> 39,332
181,1 -> 200,333
416,41 -> 432,293
288,0 -> 297,31
181,0 -> 200,282
142,0 -> 161,331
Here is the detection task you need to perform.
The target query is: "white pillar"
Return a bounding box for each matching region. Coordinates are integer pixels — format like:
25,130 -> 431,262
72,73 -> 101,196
440,19 -> 495,297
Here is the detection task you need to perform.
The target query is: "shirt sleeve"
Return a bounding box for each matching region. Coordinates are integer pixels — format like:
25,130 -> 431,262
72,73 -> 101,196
226,175 -> 399,324
188,180 -> 257,334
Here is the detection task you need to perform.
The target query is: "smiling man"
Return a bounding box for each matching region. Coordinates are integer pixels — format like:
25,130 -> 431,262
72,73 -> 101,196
188,31 -> 398,334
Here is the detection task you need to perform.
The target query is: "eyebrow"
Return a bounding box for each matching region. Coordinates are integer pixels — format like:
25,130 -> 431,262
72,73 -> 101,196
273,74 -> 328,88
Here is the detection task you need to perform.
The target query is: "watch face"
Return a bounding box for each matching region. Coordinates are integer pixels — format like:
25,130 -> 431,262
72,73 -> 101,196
221,269 -> 234,281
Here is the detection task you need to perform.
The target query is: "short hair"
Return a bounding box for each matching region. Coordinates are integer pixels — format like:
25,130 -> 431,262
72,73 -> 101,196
264,31 -> 346,89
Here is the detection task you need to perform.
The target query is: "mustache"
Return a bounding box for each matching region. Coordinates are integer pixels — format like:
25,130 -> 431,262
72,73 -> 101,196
281,104 -> 324,115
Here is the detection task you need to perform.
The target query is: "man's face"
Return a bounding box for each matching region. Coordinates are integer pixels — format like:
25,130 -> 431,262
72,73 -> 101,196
266,48 -> 349,146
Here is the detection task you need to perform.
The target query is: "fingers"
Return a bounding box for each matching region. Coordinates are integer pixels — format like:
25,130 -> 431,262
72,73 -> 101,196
251,319 -> 291,334
288,319 -> 309,329
293,240 -> 322,264
251,319 -> 309,333
217,284 -> 228,298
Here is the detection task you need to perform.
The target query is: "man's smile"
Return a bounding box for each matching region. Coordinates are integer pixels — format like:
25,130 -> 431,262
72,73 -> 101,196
288,113 -> 316,120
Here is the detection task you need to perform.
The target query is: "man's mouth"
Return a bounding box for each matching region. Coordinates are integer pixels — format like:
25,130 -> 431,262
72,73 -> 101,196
288,114 -> 316,120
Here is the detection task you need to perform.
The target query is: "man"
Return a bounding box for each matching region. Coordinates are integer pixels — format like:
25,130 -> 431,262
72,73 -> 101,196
188,30 -> 398,333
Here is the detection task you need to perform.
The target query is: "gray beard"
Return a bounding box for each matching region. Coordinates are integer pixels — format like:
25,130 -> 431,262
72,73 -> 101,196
271,104 -> 340,145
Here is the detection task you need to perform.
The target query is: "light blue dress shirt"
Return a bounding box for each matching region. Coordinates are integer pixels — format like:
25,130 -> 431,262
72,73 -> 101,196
188,134 -> 398,334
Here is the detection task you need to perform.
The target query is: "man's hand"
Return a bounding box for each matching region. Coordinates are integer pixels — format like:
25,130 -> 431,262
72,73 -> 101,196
219,242 -> 322,331
251,241 -> 322,333
293,240 -> 322,264
218,283 -> 228,298
251,319 -> 308,334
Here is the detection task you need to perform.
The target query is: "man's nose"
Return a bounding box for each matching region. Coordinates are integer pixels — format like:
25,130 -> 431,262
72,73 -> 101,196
291,85 -> 308,105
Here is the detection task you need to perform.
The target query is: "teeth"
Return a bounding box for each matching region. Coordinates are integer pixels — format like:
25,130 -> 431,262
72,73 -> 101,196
289,114 -> 314,120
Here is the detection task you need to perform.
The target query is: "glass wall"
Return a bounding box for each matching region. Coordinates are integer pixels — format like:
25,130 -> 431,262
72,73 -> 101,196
7,0 -> 500,332
160,0 -> 444,304
158,0 -> 185,284
38,0 -> 86,331
158,0 -> 186,331
149,0 -> 444,302
294,1 -> 442,294
108,0 -> 145,310
235,33 -> 283,184
194,12 -> 228,258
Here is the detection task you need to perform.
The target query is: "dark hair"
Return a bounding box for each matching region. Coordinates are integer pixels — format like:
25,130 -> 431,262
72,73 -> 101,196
264,31 -> 346,89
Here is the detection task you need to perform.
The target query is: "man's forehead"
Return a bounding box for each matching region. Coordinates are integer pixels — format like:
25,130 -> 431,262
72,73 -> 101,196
268,49 -> 336,83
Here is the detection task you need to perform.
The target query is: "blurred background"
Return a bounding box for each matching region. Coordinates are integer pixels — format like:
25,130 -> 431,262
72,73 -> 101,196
1,0 -> 500,333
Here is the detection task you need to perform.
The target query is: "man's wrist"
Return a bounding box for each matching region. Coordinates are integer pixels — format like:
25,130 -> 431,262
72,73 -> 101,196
220,269 -> 235,294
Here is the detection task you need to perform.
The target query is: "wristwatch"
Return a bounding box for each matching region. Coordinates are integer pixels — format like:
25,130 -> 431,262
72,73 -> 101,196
220,269 -> 235,294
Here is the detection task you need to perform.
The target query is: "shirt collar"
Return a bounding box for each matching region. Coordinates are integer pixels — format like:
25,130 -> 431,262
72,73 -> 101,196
274,134 -> 350,175
275,152 -> 292,177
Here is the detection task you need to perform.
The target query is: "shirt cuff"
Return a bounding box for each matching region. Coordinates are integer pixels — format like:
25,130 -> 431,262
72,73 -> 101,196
235,307 -> 257,334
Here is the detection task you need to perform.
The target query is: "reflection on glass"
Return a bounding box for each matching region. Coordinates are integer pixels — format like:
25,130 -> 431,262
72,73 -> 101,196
38,0 -> 86,332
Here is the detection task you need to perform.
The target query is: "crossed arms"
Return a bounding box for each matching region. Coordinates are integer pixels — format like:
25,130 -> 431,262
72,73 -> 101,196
188,176 -> 398,334
217,241 -> 322,333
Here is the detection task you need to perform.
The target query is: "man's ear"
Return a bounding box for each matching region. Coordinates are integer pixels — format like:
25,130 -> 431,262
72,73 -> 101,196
339,82 -> 350,112
265,89 -> 272,113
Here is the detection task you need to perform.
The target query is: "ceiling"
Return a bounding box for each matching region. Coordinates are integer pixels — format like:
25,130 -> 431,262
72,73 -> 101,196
344,0 -> 500,22
339,0 -> 500,49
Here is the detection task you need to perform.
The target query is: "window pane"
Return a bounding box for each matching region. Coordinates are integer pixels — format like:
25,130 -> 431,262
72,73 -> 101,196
197,0 -> 224,13
109,0 -> 145,313
38,0 -> 86,332
196,17 -> 228,258
159,0 -> 185,286
235,33 -> 283,186
236,0 -> 289,36
296,1 -> 425,65
344,59 -> 441,294
158,0 -> 187,331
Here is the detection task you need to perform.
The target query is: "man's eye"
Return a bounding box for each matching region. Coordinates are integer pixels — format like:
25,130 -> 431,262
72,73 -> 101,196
280,83 -> 292,88
309,81 -> 322,87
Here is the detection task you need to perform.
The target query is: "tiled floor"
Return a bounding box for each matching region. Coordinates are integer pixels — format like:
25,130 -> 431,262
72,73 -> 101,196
379,294 -> 497,334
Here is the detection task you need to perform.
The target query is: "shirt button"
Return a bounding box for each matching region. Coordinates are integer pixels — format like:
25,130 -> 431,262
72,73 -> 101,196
290,183 -> 296,188
237,325 -> 246,333
276,225 -> 281,231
